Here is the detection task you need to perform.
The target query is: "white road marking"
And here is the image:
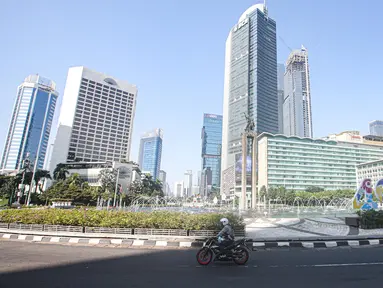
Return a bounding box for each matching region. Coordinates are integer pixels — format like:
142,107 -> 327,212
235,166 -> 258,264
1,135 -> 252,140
2,234 -> 11,239
111,239 -> 122,245
155,241 -> 168,247
369,239 -> 380,245
348,240 -> 360,246
253,242 -> 265,247
89,239 -> 100,245
297,262 -> 383,268
325,241 -> 337,248
179,242 -> 192,247
278,242 -> 290,247
50,237 -> 60,242
69,238 -> 80,243
33,236 -> 43,241
302,242 -> 314,248
132,240 -> 145,246
18,235 -> 27,240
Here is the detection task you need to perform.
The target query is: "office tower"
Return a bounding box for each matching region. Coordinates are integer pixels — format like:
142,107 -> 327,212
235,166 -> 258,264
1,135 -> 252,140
183,170 -> 193,197
1,75 -> 58,172
277,64 -> 285,134
201,113 -> 222,189
48,67 -> 137,172
283,46 -> 313,138
221,3 -> 278,174
174,181 -> 184,198
138,129 -> 163,180
369,120 -> 383,137
201,167 -> 212,197
158,170 -> 167,193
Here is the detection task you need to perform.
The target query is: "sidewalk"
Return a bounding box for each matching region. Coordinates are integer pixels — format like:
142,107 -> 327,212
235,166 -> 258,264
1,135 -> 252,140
245,217 -> 383,241
2,217 -> 383,250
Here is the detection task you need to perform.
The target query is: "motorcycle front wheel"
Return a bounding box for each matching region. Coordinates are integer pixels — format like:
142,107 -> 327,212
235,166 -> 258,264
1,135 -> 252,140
196,247 -> 213,265
233,246 -> 249,265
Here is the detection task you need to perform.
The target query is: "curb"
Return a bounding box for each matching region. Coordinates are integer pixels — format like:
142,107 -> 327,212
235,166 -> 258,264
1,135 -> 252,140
1,232 -> 383,250
252,239 -> 383,249
0,233 -> 203,248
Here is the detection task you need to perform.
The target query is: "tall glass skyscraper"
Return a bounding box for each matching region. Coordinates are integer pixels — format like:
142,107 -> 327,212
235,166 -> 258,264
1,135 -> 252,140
283,46 -> 313,138
138,129 -> 163,180
221,3 -> 278,173
1,75 -> 58,172
201,114 -> 222,189
369,120 -> 383,137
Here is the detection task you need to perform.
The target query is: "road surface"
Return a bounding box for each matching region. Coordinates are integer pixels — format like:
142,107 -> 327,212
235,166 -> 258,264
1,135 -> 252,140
0,240 -> 382,287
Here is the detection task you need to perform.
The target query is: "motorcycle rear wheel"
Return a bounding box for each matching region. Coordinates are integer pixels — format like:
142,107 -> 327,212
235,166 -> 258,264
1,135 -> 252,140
233,247 -> 249,265
196,247 -> 213,265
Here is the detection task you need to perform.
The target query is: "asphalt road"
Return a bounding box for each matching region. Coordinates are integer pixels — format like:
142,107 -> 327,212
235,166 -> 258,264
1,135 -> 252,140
1,240 -> 383,288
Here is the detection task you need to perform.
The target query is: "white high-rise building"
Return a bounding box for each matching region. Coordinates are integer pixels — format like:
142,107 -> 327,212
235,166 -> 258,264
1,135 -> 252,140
283,46 -> 313,138
174,181 -> 184,198
48,66 -> 137,173
184,170 -> 193,197
277,63 -> 285,134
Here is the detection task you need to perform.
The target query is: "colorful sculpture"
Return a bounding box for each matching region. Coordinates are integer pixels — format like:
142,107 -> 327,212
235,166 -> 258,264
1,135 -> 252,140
352,178 -> 382,210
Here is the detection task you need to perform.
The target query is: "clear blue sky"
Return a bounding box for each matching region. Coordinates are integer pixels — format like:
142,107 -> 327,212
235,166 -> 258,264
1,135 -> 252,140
1,0 -> 383,188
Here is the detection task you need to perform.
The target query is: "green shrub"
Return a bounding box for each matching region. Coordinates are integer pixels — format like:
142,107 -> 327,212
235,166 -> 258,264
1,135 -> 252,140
358,210 -> 383,228
0,209 -> 244,230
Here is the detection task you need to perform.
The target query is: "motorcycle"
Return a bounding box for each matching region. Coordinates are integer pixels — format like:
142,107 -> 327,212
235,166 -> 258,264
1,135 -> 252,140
196,237 -> 250,266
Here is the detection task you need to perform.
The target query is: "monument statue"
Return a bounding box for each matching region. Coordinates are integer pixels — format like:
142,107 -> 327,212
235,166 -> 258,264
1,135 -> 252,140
243,113 -> 255,132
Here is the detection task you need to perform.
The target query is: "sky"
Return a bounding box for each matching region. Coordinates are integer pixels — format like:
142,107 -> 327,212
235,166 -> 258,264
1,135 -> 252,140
1,0 -> 383,190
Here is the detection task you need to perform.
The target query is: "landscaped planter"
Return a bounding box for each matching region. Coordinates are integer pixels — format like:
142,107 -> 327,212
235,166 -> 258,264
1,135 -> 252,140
360,223 -> 383,229
134,228 -> 187,236
44,225 -> 83,233
9,223 -> 44,231
85,227 -> 133,235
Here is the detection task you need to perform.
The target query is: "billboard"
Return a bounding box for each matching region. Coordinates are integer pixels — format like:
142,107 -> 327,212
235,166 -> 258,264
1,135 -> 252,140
235,154 -> 252,186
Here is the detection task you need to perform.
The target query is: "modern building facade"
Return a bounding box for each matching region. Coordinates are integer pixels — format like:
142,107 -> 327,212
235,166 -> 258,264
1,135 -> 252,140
1,75 -> 58,172
48,67 -> 137,174
369,120 -> 383,137
174,181 -> 184,198
201,113 -> 222,189
200,167 -> 212,197
58,161 -> 136,192
222,3 -> 278,176
277,63 -> 285,134
138,129 -> 163,180
283,46 -> 312,138
258,133 -> 383,191
183,170 -> 193,197
356,159 -> 383,186
158,170 -> 167,193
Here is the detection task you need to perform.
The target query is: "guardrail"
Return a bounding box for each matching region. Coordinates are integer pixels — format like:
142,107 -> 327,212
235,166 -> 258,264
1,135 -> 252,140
0,223 -> 245,237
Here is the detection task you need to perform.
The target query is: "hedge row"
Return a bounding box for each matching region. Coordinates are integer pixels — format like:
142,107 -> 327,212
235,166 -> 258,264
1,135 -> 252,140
0,209 -> 244,230
357,210 -> 383,229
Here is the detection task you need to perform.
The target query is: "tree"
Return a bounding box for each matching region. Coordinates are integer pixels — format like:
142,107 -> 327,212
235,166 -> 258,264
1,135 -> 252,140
53,164 -> 69,181
98,169 -> 117,206
33,169 -> 51,193
305,186 -> 325,193
128,174 -> 164,197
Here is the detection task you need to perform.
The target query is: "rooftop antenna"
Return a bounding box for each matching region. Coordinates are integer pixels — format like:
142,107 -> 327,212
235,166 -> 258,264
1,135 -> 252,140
263,0 -> 268,17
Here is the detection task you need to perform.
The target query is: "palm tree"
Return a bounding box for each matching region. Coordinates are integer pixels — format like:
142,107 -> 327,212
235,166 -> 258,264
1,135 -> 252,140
34,170 -> 52,193
53,164 -> 69,181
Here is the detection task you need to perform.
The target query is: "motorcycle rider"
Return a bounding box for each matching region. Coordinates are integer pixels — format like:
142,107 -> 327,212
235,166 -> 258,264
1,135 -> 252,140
217,218 -> 234,251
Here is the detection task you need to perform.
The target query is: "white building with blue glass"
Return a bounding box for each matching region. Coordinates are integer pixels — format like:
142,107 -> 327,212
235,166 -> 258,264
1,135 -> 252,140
138,128 -> 163,180
1,75 -> 58,173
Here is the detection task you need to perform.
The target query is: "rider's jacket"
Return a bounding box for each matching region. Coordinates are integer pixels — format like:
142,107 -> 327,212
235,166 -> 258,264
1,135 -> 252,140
217,224 -> 234,240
